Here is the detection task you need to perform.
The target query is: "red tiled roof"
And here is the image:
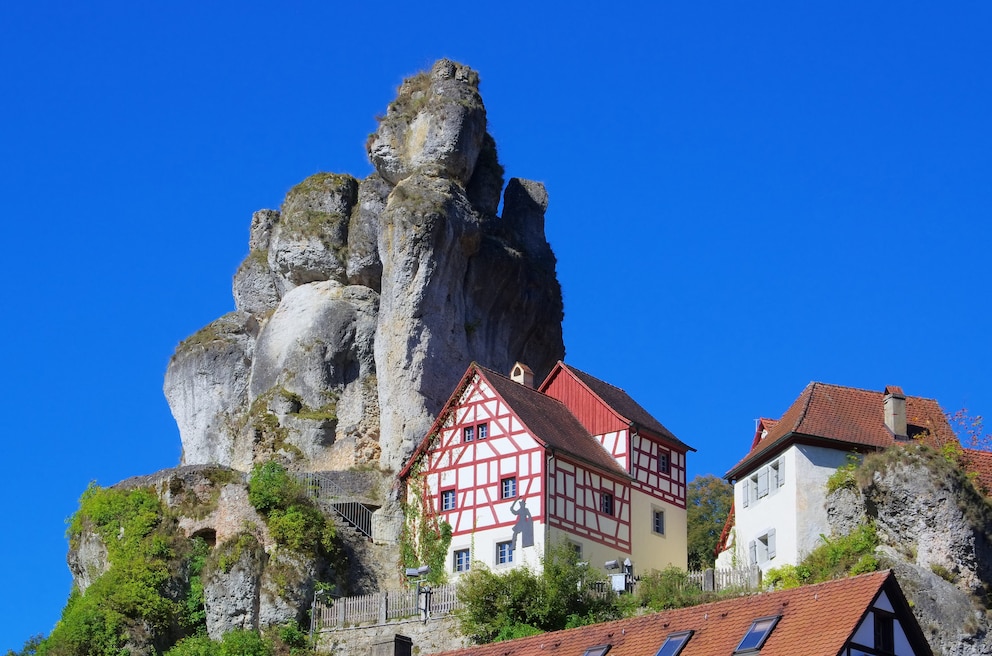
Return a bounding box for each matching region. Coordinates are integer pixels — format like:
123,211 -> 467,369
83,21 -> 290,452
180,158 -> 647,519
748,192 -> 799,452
962,448 -> 992,495
558,363 -> 693,451
480,366 -> 628,477
726,382 -> 956,480
436,571 -> 929,656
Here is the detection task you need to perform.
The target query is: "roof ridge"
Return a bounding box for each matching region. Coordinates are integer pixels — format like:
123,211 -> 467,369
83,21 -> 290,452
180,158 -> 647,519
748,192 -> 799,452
809,381 -> 940,403
562,363 -> 631,394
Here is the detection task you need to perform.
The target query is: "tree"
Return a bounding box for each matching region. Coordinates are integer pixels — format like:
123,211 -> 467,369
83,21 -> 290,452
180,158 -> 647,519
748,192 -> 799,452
686,474 -> 733,570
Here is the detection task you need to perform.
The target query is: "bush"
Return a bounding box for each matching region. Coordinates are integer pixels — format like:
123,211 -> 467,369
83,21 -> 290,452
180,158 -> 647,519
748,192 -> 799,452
249,462 -> 303,514
456,543 -> 616,643
636,566 -> 707,610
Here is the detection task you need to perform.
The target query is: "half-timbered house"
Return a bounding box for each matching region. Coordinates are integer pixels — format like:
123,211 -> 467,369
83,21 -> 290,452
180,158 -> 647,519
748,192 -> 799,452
399,361 -> 693,576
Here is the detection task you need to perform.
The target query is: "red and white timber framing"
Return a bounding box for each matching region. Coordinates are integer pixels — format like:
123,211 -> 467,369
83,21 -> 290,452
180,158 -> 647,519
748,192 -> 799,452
421,373 -> 547,569
548,455 -> 631,551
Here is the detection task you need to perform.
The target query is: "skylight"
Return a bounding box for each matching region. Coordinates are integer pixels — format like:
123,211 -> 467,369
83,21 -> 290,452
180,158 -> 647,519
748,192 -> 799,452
654,630 -> 693,656
582,645 -> 611,656
734,615 -> 781,653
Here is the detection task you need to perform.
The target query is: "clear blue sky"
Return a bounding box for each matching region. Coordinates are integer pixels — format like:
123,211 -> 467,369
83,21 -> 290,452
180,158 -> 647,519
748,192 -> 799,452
3,2 -> 990,649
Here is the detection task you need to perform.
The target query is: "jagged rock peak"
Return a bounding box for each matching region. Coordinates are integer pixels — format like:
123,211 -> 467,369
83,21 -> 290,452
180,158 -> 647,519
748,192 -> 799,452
165,59 -> 564,477
368,59 -> 489,188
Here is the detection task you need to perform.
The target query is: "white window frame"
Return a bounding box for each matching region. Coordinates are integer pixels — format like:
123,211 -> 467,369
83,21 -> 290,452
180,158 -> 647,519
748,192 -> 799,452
501,476 -> 517,499
453,548 -> 471,572
441,489 -> 456,511
496,541 -> 513,565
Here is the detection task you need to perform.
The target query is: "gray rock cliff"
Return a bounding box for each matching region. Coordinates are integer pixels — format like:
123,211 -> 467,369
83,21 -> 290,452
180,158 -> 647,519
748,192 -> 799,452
164,58 -> 564,476
826,447 -> 992,655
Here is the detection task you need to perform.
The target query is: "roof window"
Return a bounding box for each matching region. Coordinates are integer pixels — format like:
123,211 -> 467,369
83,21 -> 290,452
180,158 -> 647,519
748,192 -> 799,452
734,615 -> 780,653
582,645 -> 611,656
654,630 -> 693,656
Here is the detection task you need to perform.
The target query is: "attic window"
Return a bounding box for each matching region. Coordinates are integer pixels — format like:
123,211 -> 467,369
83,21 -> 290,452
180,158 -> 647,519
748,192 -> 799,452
583,645 -> 611,656
734,615 -> 780,653
654,630 -> 693,656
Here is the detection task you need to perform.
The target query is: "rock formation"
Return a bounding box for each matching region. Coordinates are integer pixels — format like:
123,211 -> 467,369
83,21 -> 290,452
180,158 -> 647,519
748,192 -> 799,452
164,58 -> 564,477
826,447 -> 992,655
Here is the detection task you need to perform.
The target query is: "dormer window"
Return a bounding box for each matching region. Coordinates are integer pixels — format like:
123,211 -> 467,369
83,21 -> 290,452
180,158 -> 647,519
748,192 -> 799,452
654,630 -> 693,656
734,615 -> 780,653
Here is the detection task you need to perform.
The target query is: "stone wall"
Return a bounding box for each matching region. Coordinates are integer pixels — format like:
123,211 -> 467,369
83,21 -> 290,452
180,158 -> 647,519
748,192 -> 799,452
316,614 -> 466,656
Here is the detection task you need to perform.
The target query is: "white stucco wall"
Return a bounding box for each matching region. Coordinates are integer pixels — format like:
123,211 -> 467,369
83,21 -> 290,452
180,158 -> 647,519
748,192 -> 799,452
723,444 -> 853,573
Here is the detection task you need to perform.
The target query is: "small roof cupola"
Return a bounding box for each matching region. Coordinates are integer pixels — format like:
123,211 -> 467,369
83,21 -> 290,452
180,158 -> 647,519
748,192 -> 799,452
884,385 -> 908,439
510,362 -> 534,388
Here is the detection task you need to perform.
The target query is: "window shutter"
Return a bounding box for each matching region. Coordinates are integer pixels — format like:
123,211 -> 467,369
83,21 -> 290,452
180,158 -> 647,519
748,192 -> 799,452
757,468 -> 769,498
748,540 -> 757,565
742,483 -> 749,507
778,459 -> 785,487
767,529 -> 777,559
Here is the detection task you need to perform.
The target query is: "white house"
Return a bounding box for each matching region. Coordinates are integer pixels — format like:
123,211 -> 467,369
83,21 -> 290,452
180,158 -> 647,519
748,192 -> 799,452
716,383 -> 954,573
400,361 -> 694,577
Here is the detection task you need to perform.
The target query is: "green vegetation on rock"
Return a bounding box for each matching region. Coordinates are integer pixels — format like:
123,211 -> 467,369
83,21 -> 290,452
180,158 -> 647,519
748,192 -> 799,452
36,484 -> 209,655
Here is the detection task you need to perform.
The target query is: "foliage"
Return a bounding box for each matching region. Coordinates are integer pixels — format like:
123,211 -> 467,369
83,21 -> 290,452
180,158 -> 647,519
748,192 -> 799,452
949,408 -> 991,451
456,543 -> 617,644
5,635 -> 44,656
32,484 -> 212,655
249,461 -> 303,514
826,453 -> 861,493
165,629 -> 275,656
636,566 -> 712,611
765,524 -> 879,589
400,470 -> 453,586
686,475 -> 733,569
248,461 -> 337,557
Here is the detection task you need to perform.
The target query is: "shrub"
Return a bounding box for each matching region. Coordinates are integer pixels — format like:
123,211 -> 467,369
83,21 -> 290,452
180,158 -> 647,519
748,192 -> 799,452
636,566 -> 708,610
249,462 -> 303,514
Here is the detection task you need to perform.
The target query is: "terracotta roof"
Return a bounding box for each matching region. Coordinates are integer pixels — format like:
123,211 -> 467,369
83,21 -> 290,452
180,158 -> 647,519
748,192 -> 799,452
436,571 -> 929,656
479,366 -> 628,477
726,382 -> 956,480
557,363 -> 694,451
962,448 -> 992,495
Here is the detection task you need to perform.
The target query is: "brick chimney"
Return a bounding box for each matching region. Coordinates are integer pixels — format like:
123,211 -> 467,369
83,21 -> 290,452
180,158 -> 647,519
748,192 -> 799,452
510,362 -> 534,387
884,385 -> 907,439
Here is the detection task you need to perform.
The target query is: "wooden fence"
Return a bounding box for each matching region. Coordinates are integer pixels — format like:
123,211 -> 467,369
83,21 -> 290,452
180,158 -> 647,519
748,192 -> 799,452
314,584 -> 462,630
313,566 -> 758,631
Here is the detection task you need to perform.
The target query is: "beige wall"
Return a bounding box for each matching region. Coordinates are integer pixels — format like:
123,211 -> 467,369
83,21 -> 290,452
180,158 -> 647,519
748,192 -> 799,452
629,488 -> 688,572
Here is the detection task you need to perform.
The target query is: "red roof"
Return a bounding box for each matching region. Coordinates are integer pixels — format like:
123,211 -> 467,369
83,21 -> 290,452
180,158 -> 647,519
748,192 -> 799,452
436,571 -> 931,656
553,363 -> 693,451
479,366 -> 628,477
962,448 -> 992,495
727,382 -> 955,480
399,363 -> 627,479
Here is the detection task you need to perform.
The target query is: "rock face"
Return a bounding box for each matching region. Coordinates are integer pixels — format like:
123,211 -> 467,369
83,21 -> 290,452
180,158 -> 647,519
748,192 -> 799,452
826,448 -> 992,655
164,58 -> 564,476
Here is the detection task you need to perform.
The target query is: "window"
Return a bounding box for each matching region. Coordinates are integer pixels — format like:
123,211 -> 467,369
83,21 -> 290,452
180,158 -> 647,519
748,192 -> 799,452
463,426 -> 474,442
734,616 -> 780,653
501,477 -> 517,499
658,451 -> 670,474
654,631 -> 693,656
477,422 -> 488,439
600,491 -> 614,515
874,613 -> 894,653
653,509 -> 665,535
582,646 -> 611,656
441,489 -> 456,511
453,548 -> 471,572
497,541 -> 513,564
748,529 -> 776,564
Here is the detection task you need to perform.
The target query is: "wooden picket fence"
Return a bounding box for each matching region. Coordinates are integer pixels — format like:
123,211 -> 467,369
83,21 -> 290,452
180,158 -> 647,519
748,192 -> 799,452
314,583 -> 462,630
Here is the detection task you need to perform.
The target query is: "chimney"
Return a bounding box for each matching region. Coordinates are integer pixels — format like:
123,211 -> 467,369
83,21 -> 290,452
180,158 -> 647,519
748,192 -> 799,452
884,386 -> 907,439
510,362 -> 535,388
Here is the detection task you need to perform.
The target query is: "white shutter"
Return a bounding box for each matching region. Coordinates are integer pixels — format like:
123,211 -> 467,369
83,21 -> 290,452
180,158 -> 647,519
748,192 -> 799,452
767,529 -> 777,559
742,482 -> 749,507
778,459 -> 786,487
748,540 -> 757,565
757,468 -> 769,498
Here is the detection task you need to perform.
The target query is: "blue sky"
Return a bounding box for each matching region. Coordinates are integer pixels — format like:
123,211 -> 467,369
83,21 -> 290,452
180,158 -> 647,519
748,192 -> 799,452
3,2 -> 990,649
